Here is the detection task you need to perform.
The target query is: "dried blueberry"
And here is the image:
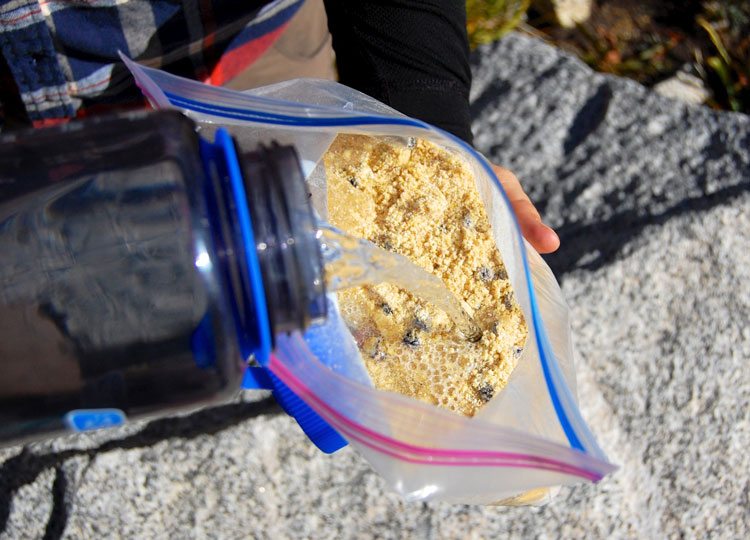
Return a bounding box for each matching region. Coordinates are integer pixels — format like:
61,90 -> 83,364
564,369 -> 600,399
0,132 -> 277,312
381,303 -> 393,315
401,199 -> 421,221
348,177 -> 360,188
462,212 -> 473,228
477,383 -> 494,403
364,336 -> 385,360
403,329 -> 421,348
414,313 -> 431,332
478,266 -> 508,282
503,292 -> 514,310
376,234 -> 394,251
477,266 -> 495,282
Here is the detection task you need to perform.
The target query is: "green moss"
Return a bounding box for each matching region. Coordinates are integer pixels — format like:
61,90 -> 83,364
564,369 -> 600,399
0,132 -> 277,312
466,0 -> 531,48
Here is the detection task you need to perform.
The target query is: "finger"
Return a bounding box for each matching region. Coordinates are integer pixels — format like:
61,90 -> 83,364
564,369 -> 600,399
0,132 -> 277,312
491,166 -> 560,254
493,166 -> 538,217
510,198 -> 560,254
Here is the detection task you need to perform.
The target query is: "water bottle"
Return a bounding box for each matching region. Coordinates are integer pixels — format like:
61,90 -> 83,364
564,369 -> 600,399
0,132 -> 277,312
0,110 -> 335,448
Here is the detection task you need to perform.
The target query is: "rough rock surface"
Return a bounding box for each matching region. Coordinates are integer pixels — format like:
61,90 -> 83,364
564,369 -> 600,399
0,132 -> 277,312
2,33 -> 749,539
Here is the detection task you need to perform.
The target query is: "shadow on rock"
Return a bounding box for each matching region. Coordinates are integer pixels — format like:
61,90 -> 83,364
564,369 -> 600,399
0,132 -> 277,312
0,397 -> 281,538
548,182 -> 750,277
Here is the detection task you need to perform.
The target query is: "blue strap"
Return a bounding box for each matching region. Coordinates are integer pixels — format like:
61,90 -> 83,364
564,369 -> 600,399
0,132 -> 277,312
242,365 -> 346,453
241,366 -> 273,390
269,372 -> 347,454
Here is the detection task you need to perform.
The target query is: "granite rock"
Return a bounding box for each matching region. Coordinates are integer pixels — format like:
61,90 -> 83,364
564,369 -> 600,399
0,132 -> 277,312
471,34 -> 750,277
1,33 -> 749,539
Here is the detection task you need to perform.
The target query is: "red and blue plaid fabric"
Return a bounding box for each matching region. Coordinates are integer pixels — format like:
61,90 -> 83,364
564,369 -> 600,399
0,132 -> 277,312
0,0 -> 303,127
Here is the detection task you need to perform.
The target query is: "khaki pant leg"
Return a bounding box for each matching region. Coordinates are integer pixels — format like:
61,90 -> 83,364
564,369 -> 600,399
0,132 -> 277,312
224,0 -> 336,91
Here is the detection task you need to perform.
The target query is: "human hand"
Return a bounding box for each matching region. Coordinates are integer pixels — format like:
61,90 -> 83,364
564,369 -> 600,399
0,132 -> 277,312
491,164 -> 560,254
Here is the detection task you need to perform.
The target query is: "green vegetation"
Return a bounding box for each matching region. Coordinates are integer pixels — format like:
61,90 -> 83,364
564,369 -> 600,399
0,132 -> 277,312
465,1 -> 750,113
466,0 -> 530,48
696,2 -> 750,111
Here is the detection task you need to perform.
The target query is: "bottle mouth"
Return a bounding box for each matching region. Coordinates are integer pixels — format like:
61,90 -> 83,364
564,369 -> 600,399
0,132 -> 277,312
239,142 -> 327,336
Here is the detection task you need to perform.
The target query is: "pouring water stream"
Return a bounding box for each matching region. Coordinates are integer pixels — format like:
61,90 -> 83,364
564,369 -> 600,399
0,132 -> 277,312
318,223 -> 482,343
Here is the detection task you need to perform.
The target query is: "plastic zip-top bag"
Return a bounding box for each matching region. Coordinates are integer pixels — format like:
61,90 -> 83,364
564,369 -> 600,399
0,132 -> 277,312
123,56 -> 616,505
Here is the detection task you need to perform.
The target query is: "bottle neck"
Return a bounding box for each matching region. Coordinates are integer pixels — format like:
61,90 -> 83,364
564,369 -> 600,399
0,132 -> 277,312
201,132 -> 326,363
238,142 -> 327,334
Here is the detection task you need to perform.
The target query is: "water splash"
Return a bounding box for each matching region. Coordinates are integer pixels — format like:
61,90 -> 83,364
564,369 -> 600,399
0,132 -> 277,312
318,223 -> 482,343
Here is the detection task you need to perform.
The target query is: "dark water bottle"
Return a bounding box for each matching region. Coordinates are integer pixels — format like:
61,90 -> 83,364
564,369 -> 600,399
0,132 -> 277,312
0,110 -> 329,446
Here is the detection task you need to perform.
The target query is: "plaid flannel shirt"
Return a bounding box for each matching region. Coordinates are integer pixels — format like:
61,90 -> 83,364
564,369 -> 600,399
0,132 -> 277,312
0,0 -> 303,128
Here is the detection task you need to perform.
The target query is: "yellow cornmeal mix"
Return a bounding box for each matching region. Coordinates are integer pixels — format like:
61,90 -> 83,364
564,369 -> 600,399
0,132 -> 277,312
324,134 -> 527,416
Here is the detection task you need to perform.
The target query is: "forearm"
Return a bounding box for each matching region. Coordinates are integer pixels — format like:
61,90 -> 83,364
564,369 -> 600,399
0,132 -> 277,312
323,0 -> 473,143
